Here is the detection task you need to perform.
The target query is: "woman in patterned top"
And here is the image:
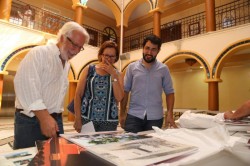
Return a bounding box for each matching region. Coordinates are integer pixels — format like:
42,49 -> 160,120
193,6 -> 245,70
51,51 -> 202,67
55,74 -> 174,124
74,41 -> 124,132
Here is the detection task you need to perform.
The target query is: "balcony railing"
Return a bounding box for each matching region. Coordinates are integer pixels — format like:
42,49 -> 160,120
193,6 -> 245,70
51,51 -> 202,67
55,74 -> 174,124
10,0 -> 109,48
215,0 -> 250,30
123,29 -> 153,53
10,0 -> 71,34
123,0 -> 250,52
8,0 -> 250,52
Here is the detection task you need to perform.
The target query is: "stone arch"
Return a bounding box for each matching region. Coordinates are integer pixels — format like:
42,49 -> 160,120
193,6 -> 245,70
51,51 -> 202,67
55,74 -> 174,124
77,60 -> 99,80
99,0 -> 121,27
68,65 -> 76,81
123,0 -> 150,27
0,45 -> 37,72
157,0 -> 165,8
148,0 -> 165,9
121,60 -> 137,73
212,39 -> 250,79
163,51 -> 211,79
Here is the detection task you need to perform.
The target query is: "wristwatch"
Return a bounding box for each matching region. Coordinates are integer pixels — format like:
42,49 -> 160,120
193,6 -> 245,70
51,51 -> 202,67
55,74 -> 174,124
112,78 -> 118,83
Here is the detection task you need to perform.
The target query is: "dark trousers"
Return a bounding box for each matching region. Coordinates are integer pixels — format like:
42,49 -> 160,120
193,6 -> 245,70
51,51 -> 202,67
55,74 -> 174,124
124,114 -> 163,133
13,111 -> 64,149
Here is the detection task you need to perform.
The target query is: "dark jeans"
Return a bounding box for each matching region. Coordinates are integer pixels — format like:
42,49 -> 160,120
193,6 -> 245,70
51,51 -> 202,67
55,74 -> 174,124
124,114 -> 163,133
13,111 -> 64,149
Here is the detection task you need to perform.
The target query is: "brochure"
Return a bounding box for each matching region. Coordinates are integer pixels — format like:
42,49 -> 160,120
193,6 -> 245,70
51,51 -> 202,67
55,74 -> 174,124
0,147 -> 37,166
60,131 -> 152,148
87,137 -> 198,166
224,119 -> 250,126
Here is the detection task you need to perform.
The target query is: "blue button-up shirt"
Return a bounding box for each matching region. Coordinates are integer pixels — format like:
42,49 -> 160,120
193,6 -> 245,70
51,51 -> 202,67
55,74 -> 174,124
124,59 -> 174,120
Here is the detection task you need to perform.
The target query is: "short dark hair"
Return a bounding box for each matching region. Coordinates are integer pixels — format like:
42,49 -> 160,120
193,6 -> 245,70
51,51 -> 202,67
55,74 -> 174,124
98,41 -> 120,62
142,34 -> 162,49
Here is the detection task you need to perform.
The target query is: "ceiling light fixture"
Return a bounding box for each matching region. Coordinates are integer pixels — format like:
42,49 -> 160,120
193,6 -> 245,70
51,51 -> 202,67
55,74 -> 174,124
185,58 -> 197,66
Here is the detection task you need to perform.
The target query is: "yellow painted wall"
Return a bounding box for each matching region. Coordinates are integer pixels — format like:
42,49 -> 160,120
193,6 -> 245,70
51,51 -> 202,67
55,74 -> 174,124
170,69 -> 208,110
219,65 -> 250,111
168,64 -> 250,111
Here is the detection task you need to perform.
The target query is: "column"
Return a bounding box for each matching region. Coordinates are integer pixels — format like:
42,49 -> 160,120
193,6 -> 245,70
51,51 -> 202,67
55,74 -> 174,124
117,25 -> 125,55
150,8 -> 162,37
0,72 -> 8,112
205,0 -> 216,32
153,11 -> 161,37
206,79 -> 221,111
74,6 -> 83,25
69,0 -> 87,121
72,1 -> 87,25
67,81 -> 77,121
0,0 -> 12,21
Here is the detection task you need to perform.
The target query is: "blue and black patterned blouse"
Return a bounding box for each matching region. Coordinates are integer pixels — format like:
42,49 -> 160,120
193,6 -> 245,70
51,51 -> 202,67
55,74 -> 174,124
81,65 -> 118,122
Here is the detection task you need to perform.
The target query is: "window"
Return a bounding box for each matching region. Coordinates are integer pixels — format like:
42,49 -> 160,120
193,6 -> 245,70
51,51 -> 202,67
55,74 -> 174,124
189,22 -> 200,36
102,27 -> 117,43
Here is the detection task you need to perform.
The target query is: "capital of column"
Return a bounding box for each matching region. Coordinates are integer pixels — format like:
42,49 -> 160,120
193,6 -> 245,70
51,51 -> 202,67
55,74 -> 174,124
205,78 -> 222,83
72,3 -> 87,10
149,7 -> 163,14
0,71 -> 8,75
68,80 -> 78,83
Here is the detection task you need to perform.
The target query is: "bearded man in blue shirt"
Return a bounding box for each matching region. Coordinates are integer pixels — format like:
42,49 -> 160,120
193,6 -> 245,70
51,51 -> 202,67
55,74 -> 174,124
120,34 -> 177,133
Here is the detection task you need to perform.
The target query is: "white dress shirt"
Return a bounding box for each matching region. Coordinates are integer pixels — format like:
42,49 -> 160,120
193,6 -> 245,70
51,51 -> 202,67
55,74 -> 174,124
14,43 -> 70,117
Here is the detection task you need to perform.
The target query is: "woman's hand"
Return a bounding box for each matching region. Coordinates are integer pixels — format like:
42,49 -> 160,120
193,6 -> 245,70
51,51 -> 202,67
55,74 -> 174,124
99,60 -> 116,75
74,117 -> 82,133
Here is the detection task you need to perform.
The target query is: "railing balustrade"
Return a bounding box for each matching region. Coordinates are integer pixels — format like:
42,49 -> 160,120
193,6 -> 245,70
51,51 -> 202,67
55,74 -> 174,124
123,0 -> 249,52
8,0 -> 250,52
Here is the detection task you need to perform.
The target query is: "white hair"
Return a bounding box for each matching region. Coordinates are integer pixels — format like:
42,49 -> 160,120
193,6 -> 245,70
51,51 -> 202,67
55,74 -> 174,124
57,21 -> 90,44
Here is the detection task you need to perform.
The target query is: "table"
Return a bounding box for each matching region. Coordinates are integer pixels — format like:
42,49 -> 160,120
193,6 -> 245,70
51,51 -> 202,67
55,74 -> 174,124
28,137 -> 115,166
28,131 -> 250,166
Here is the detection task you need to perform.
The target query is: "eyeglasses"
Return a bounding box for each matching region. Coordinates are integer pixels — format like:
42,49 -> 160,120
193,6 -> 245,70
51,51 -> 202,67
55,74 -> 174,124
66,37 -> 84,51
102,54 -> 116,60
144,46 -> 158,53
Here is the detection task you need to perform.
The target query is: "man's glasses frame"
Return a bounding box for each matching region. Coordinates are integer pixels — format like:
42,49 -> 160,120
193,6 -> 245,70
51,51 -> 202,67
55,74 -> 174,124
66,36 -> 84,51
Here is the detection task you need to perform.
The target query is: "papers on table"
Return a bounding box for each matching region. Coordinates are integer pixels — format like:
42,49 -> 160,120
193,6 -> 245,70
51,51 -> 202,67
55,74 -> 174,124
60,131 -> 152,148
221,118 -> 250,132
61,131 -> 198,166
0,147 -> 37,166
224,118 -> 250,126
81,121 -> 95,133
87,137 -> 198,166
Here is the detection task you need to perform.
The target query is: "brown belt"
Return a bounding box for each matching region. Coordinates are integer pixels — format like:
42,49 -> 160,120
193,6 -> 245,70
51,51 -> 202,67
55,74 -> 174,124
16,108 -> 62,119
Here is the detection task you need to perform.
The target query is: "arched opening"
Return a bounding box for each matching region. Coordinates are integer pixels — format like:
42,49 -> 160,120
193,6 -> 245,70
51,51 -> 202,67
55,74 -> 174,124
213,41 -> 250,111
164,52 -> 210,111
1,50 -> 29,116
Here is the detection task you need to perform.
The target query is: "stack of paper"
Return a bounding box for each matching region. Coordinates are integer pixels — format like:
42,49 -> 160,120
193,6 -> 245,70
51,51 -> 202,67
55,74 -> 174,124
223,117 -> 250,132
0,147 -> 37,166
61,131 -> 198,165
